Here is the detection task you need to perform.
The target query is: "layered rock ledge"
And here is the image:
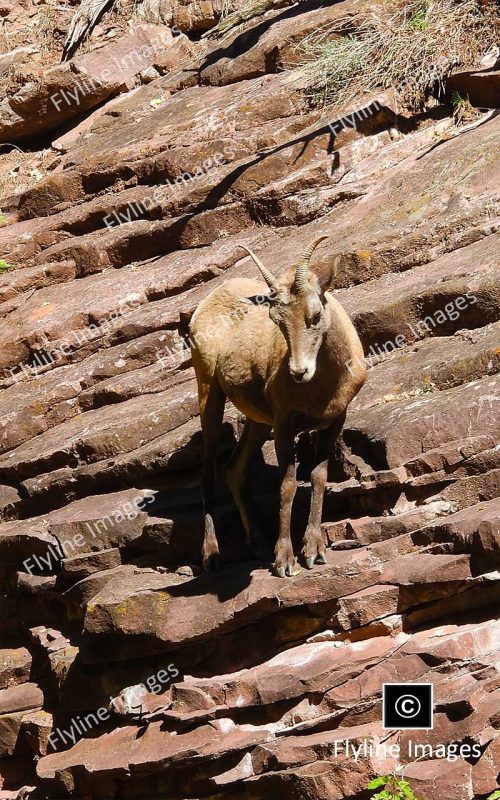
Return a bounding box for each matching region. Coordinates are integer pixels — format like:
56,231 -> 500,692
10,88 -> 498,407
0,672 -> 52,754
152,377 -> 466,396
0,1 -> 499,798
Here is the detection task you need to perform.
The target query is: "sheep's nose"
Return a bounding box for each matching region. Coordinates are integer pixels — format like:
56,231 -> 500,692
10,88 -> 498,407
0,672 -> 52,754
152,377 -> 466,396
290,366 -> 308,382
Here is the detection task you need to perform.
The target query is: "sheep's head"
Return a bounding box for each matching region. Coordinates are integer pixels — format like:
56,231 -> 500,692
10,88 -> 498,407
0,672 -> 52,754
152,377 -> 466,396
240,236 -> 333,383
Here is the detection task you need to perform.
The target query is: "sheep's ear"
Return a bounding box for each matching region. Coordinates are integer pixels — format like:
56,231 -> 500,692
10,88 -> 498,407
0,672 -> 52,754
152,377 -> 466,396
238,293 -> 274,307
317,254 -> 342,297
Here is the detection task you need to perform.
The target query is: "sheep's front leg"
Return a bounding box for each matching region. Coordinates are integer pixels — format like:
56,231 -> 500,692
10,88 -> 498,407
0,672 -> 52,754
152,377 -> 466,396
303,414 -> 345,569
274,420 -> 297,577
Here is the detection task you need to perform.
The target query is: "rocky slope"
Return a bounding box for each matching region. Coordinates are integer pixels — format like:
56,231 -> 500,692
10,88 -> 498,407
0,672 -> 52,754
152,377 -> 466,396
0,1 -> 499,798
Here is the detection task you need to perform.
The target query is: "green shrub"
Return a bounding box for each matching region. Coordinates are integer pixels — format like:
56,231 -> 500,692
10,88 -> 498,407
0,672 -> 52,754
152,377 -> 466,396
367,775 -> 422,800
407,1 -> 430,30
451,89 -> 480,125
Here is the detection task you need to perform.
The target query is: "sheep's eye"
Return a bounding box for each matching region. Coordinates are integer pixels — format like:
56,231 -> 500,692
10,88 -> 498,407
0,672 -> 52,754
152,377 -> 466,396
309,310 -> 321,327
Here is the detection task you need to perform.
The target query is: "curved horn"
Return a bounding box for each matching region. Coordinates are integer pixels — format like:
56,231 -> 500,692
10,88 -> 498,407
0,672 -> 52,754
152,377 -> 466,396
239,245 -> 278,291
294,235 -> 328,294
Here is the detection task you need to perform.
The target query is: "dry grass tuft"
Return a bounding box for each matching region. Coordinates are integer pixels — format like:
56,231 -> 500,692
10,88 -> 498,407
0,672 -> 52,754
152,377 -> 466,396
300,0 -> 500,109
0,2 -> 66,57
220,0 -> 238,19
203,0 -> 289,39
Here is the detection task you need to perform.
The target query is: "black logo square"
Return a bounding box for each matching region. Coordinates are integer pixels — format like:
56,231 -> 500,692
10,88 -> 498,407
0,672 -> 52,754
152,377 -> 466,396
383,683 -> 433,730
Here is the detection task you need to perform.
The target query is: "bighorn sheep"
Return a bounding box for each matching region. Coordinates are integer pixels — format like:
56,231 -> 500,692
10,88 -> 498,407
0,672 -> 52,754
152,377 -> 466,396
190,236 -> 366,577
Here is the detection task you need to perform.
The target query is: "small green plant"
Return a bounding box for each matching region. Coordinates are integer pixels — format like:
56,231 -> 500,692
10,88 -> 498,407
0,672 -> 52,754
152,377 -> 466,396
420,375 -> 437,393
451,89 -> 466,108
0,259 -> 13,272
486,791 -> 500,800
451,90 -> 478,125
407,1 -> 429,30
0,210 -> 6,224
367,775 -> 422,800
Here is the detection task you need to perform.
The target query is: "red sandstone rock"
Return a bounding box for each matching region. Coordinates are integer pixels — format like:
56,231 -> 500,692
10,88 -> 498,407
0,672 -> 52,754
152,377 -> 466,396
0,683 -> 44,756
447,68 -> 500,109
20,710 -> 53,757
0,3 -> 498,796
346,373 -> 500,469
0,26 -> 183,143
31,619 -> 500,796
333,584 -> 399,630
0,649 -> 31,691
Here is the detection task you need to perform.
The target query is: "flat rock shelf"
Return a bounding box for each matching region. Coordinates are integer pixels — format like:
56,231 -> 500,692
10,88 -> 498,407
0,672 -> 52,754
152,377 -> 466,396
0,0 -> 499,798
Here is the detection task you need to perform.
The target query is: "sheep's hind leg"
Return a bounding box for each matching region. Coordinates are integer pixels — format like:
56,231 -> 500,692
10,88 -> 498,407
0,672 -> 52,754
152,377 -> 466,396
302,414 -> 345,569
200,378 -> 226,571
274,419 -> 297,578
225,419 -> 272,562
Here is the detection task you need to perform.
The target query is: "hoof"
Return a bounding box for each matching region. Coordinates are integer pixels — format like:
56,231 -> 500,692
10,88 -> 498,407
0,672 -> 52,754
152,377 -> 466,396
274,563 -> 295,578
274,543 -> 295,578
302,532 -> 327,569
